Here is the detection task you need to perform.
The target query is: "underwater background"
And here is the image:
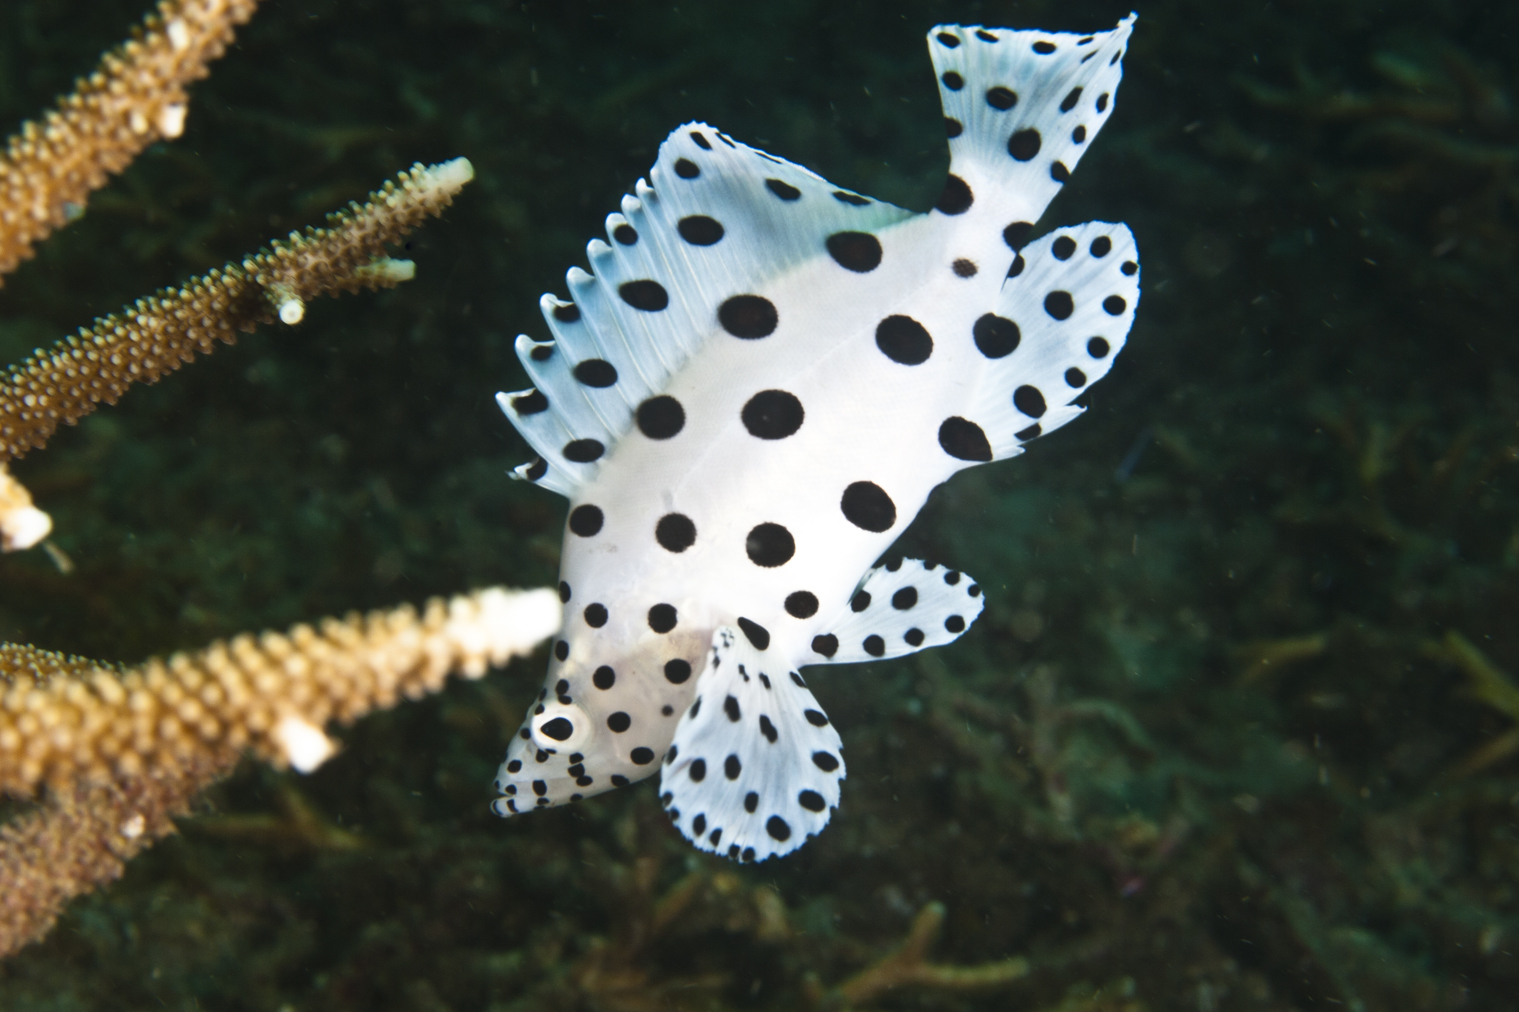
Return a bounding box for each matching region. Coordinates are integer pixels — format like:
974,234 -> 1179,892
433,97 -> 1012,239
1,0 -> 1517,1008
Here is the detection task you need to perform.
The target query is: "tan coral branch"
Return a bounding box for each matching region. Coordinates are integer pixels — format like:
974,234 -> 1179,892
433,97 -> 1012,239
0,0 -> 262,279
0,586 -> 560,798
0,156 -> 473,463
0,585 -> 559,957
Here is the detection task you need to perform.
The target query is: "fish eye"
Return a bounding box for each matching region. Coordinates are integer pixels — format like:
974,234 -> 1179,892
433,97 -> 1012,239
531,703 -> 591,750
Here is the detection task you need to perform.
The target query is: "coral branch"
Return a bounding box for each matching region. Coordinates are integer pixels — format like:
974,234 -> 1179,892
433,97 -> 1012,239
0,586 -> 560,797
0,0 -> 262,279
0,758 -> 214,960
0,586 -> 559,956
0,156 -> 473,463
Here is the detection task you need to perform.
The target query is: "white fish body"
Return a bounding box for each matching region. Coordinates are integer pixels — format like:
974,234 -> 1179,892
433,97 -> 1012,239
492,17 -> 1141,862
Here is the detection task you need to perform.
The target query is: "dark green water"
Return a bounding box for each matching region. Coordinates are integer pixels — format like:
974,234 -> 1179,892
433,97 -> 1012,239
1,0 -> 1516,1008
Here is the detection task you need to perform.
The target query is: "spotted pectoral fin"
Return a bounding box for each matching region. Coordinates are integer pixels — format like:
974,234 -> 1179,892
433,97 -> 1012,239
806,559 -> 985,665
660,626 -> 846,863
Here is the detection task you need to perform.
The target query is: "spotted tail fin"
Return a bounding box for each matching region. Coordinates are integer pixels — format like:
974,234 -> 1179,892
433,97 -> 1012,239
929,15 -> 1134,229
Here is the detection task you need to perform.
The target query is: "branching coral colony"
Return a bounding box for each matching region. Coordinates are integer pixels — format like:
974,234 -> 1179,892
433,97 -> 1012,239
0,0 -> 559,956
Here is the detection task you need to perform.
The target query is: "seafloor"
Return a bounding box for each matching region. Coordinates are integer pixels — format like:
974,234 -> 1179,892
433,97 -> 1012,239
1,0 -> 1516,1009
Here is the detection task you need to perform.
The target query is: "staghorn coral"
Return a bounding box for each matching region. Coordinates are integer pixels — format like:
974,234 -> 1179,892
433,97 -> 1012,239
0,0 -> 559,963
0,156 -> 475,464
0,586 -> 560,957
0,0 -> 262,279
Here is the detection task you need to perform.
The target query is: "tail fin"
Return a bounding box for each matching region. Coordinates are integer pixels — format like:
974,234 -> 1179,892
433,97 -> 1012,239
928,16 -> 1135,229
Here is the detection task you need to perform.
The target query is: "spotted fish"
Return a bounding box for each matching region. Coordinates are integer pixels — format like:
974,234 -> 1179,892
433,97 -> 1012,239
492,17 -> 1140,862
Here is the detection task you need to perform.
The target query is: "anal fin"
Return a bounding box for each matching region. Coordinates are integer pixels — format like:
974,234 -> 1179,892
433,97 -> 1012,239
661,627 -> 846,863
806,559 -> 985,665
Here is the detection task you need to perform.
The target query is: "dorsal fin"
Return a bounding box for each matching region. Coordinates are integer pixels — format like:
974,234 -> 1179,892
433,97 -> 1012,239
929,16 -> 1135,231
498,125 -> 913,497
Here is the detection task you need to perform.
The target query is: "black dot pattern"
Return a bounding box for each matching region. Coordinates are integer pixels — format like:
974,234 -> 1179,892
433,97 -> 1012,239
613,224 -> 638,245
656,512 -> 696,553
552,302 -> 581,323
540,717 -> 573,741
973,313 -> 1020,358
939,417 -> 993,462
1003,222 -> 1033,250
941,71 -> 964,91
766,178 -> 800,200
742,389 -> 804,439
719,295 -> 778,338
1066,367 -> 1088,388
766,816 -> 791,841
785,591 -> 819,618
636,395 -> 685,439
952,258 -> 978,278
607,712 -> 631,733
1060,86 -> 1084,112
1045,291 -> 1074,320
593,666 -> 615,690
648,604 -> 677,634
569,505 -> 603,536
841,481 -> 896,532
563,439 -> 604,463
945,117 -> 963,138
1014,385 -> 1048,418
746,523 -> 796,568
583,603 -> 608,628
1052,236 -> 1076,260
1104,295 -> 1127,315
1091,236 -> 1112,257
986,86 -> 1018,110
832,191 -> 869,206
826,231 -> 882,273
1008,129 -> 1042,161
677,215 -> 724,246
574,359 -> 618,387
738,617 -> 771,650
935,174 -> 973,215
619,280 -> 669,311
1088,337 -> 1111,358
812,634 -> 838,657
512,389 -> 547,415
665,658 -> 692,684
631,747 -> 654,765
558,582 -> 571,603
876,315 -> 933,365
674,158 -> 700,179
